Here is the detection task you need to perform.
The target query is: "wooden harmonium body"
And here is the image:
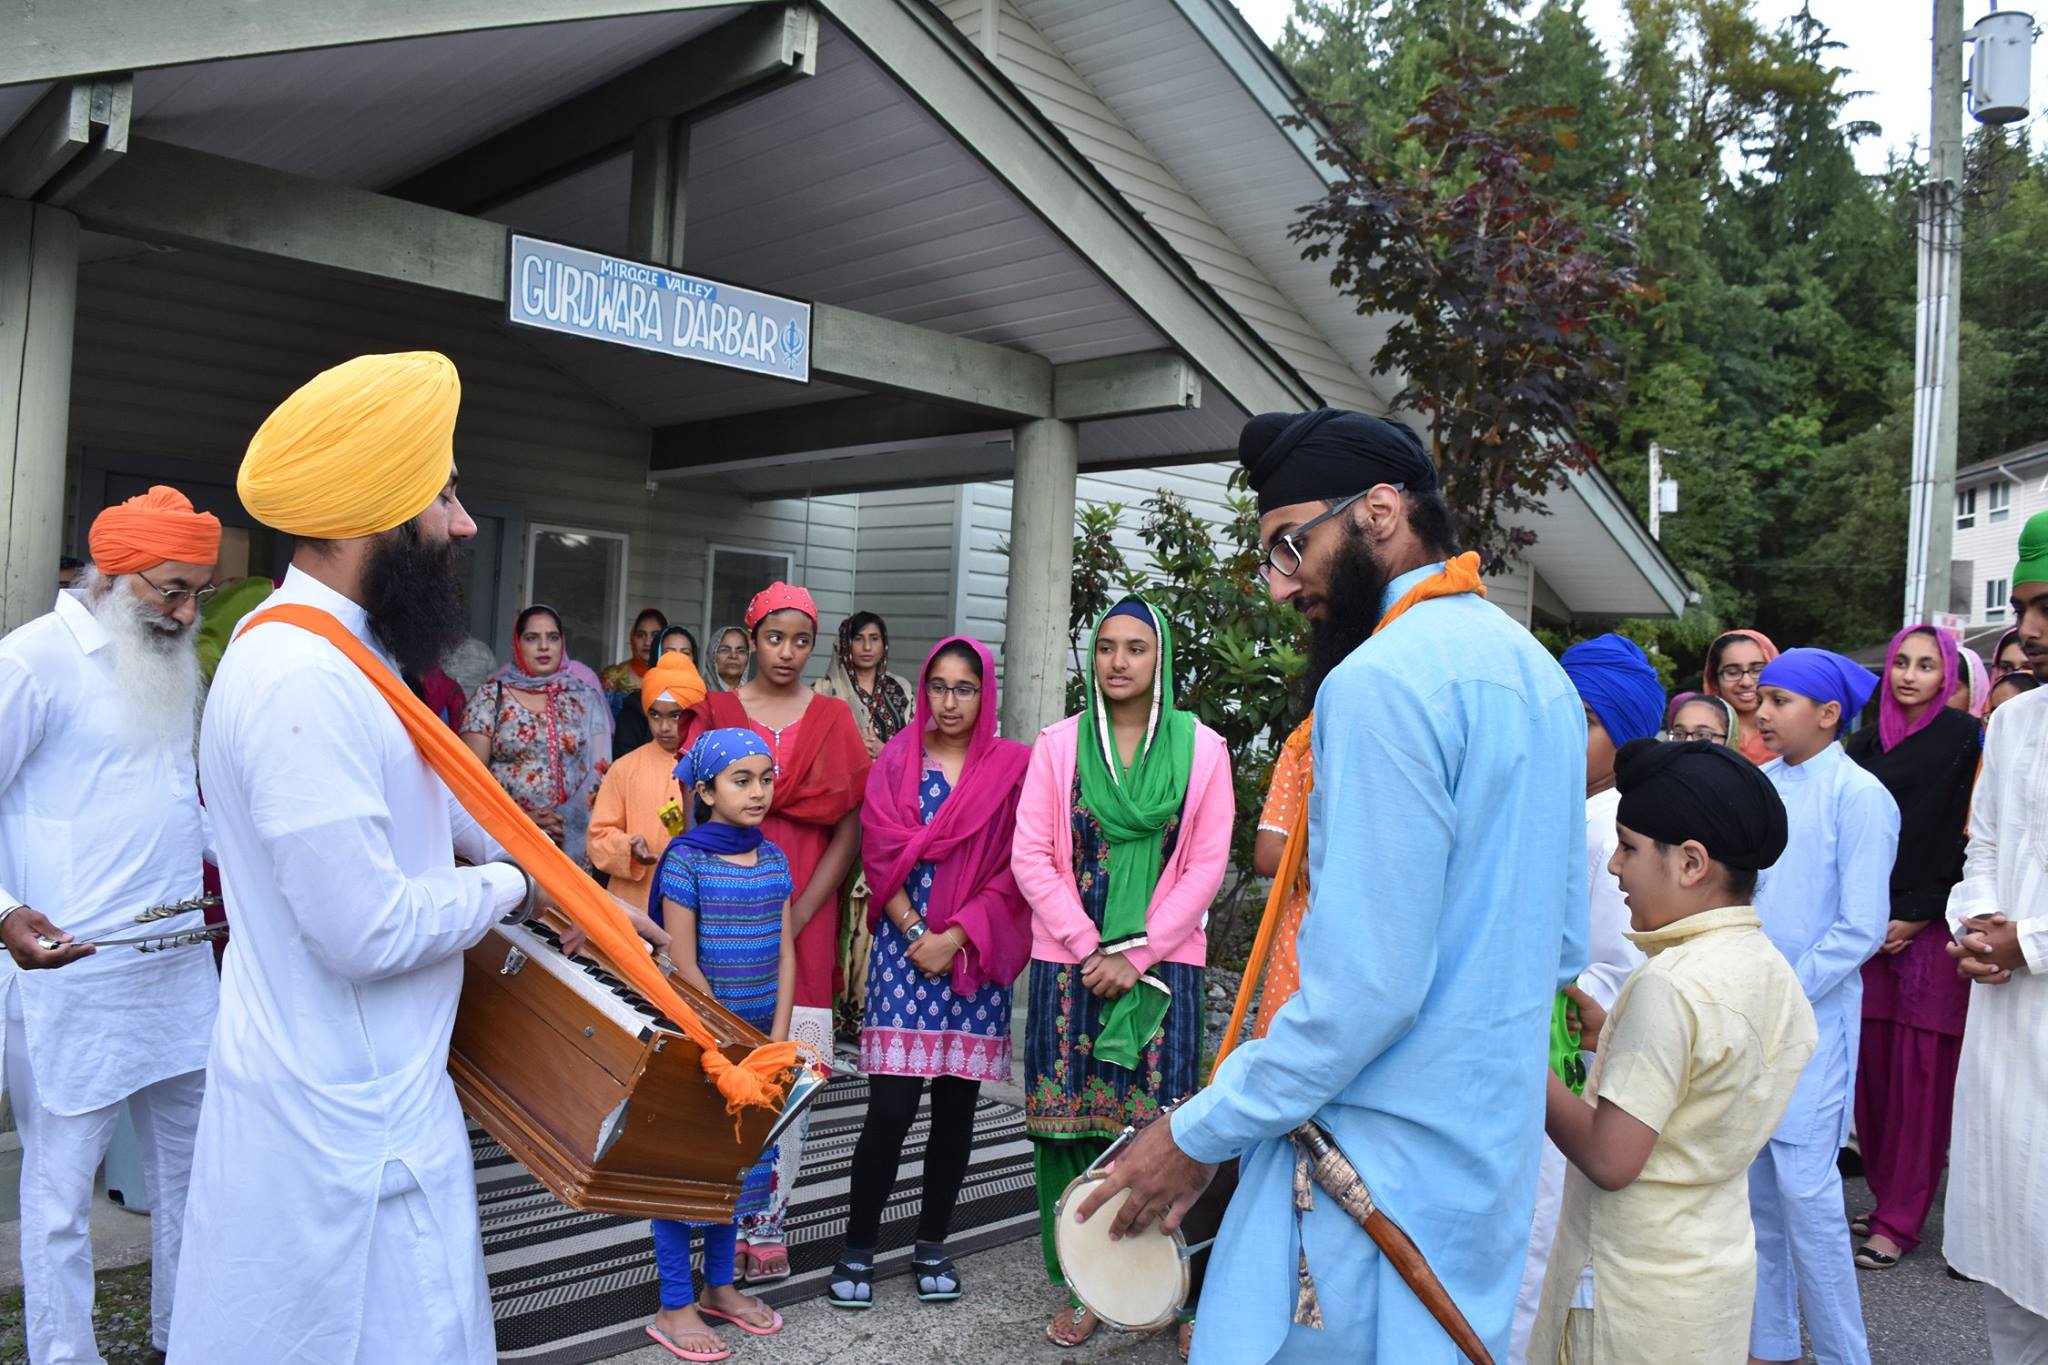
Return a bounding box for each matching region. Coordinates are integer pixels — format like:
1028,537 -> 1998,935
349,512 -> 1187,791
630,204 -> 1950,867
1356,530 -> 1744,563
450,916 -> 777,1223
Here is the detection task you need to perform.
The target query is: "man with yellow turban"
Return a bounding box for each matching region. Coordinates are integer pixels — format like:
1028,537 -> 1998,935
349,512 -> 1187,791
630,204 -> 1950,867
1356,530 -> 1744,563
589,649 -> 709,908
171,353 -> 532,1365
0,485 -> 221,1362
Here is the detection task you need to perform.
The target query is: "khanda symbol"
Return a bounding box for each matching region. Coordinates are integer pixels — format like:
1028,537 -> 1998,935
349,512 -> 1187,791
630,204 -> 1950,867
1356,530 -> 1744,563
782,319 -> 807,373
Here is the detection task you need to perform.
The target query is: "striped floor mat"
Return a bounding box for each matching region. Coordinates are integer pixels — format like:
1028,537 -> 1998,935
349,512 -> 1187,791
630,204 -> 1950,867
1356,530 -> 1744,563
480,1074 -> 1038,1365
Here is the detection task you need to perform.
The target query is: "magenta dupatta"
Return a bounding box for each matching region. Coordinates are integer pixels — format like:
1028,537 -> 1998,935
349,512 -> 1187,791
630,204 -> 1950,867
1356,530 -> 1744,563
1878,624 -> 1960,752
860,636 -> 1032,996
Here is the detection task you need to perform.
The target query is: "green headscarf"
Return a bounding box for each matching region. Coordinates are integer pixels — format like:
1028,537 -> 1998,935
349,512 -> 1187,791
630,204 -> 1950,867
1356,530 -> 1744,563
1077,596 -> 1196,1070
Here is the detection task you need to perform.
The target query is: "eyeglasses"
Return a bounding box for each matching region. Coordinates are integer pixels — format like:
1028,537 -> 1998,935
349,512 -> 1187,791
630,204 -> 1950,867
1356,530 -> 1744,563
925,680 -> 982,703
1664,726 -> 1728,744
1257,491 -> 1376,582
1715,663 -> 1768,684
135,569 -> 218,606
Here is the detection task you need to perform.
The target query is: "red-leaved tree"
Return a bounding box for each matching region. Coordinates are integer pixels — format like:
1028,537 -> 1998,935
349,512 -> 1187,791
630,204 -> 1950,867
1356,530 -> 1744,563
1293,56 -> 1651,569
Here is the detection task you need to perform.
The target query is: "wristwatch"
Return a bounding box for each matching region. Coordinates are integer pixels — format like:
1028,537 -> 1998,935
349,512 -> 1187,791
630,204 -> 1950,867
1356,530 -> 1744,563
902,917 -> 929,944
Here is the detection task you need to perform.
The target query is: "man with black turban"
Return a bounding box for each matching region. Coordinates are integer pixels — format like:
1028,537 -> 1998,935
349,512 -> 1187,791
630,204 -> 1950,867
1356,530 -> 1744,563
1531,738 -> 1816,1365
1079,409 -> 1589,1363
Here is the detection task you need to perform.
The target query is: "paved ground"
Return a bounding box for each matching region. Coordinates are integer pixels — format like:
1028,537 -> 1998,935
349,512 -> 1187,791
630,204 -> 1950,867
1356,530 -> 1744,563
0,1138 -> 1997,1363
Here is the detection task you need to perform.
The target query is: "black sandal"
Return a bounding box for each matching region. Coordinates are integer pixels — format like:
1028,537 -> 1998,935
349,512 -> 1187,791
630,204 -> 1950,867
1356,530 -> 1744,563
911,1253 -> 962,1303
825,1258 -> 874,1310
1855,1244 -> 1900,1270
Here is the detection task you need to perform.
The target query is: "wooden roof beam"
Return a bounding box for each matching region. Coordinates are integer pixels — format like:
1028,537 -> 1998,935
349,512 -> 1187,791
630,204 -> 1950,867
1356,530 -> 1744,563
0,0 -> 758,87
388,5 -> 817,216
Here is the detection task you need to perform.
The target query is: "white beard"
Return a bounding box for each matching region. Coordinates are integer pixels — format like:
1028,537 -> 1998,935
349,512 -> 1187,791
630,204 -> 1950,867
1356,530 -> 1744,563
85,572 -> 203,747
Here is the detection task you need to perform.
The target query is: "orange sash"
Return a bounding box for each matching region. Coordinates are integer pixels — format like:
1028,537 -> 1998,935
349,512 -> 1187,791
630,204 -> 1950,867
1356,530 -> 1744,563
242,604 -> 799,1117
1214,553 -> 1486,1070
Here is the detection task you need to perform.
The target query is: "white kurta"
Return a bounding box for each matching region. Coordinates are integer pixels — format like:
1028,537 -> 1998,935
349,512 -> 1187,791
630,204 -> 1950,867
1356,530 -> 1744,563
169,568 -> 524,1364
1944,687 -> 2048,1320
0,590 -> 217,1111
1511,787 -> 1646,1363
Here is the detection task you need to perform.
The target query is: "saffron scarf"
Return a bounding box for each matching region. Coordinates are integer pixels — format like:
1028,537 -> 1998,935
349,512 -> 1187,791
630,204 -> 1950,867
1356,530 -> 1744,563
1079,596 -> 1198,1070
1877,625 -> 1960,752
1702,628 -> 1779,765
1214,553 -> 1487,1071
241,604 -> 799,1119
861,637 -> 1033,995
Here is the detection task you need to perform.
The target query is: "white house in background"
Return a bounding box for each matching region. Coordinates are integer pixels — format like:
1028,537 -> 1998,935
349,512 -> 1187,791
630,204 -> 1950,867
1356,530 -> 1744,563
1952,439 -> 2048,628
9,0 -> 1687,733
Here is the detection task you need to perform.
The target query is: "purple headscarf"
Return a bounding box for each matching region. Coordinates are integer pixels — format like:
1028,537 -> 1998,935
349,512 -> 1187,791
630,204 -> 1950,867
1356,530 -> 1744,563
1878,625 -> 1960,752
1957,646 -> 1992,718
860,636 -> 1033,995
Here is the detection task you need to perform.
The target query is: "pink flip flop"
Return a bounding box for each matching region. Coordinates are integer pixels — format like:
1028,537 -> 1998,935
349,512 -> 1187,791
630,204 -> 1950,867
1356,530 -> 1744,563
698,1304 -> 785,1337
644,1323 -> 731,1362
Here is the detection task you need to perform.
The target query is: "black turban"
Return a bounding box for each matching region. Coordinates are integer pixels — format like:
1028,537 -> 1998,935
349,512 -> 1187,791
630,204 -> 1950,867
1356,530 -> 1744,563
1237,408 -> 1438,514
1614,738 -> 1788,871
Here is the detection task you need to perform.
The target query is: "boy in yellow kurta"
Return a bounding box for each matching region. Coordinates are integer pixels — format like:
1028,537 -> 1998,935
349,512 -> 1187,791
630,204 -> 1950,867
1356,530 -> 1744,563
1533,738 -> 1818,1365
588,651 -> 704,906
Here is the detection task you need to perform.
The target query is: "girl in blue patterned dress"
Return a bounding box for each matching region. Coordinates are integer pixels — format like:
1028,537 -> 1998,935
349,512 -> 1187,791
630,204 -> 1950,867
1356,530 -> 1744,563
825,637 -> 1032,1311
644,729 -> 793,1362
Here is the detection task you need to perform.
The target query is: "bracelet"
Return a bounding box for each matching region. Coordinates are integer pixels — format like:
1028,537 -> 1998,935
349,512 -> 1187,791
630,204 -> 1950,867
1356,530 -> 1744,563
495,862 -> 538,926
0,904 -> 23,932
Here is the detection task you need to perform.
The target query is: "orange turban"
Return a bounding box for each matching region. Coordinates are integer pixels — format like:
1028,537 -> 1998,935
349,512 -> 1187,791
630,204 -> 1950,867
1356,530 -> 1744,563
88,486 -> 222,574
238,351 -> 460,539
642,651 -> 707,713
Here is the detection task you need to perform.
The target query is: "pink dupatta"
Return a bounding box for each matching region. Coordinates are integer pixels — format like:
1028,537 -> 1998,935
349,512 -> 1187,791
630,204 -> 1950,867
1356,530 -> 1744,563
860,636 -> 1032,996
1878,624 -> 1960,752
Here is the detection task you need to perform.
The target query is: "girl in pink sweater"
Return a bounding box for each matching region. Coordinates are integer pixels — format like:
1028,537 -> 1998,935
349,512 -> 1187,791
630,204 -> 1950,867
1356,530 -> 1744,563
1010,596 -> 1234,1349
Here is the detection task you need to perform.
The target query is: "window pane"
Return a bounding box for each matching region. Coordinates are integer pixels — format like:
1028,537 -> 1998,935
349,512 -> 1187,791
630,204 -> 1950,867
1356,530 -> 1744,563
707,548 -> 793,641
529,529 -> 626,671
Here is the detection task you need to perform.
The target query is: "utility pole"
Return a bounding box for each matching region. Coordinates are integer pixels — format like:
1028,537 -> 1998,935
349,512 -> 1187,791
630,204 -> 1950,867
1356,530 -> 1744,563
1648,441 -> 1663,541
1904,0 -> 1965,628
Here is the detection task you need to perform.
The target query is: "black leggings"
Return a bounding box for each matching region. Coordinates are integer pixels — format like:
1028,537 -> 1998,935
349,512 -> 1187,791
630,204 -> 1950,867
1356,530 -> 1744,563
845,1074 -> 981,1249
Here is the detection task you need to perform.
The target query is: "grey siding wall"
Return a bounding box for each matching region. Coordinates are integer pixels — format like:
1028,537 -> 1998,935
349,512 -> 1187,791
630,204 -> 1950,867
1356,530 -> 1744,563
849,484 -> 962,670
63,250 -> 858,671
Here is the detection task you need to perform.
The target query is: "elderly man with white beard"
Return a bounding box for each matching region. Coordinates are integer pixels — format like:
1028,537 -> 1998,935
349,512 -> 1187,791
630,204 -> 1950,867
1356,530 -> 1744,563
0,485 -> 222,1364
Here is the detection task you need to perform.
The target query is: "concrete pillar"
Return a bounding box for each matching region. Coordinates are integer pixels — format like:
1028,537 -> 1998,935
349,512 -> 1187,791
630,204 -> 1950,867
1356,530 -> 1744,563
1000,417 -> 1079,746
627,117 -> 688,268
0,200 -> 78,631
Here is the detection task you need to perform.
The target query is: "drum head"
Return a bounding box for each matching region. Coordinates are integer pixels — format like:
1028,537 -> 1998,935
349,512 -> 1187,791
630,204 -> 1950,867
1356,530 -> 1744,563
1053,1175 -> 1188,1333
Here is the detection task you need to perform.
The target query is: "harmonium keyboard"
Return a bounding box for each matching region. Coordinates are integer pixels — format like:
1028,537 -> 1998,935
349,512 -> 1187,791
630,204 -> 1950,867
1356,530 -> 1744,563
449,915 -> 818,1223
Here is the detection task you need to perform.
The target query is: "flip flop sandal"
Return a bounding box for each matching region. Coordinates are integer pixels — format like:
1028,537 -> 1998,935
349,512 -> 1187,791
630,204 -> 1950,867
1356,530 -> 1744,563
826,1259 -> 875,1310
1046,1306 -> 1099,1349
1850,1215 -> 1871,1238
743,1243 -> 791,1283
1855,1245 -> 1900,1270
698,1304 -> 785,1337
911,1253 -> 962,1303
644,1324 -> 732,1363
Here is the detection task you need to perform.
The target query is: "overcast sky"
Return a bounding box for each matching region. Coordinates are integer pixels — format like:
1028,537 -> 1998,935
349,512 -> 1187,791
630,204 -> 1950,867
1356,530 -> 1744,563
1231,0 -> 2048,174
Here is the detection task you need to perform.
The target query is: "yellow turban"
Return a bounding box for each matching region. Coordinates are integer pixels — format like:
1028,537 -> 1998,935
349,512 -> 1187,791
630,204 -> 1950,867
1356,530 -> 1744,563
642,651 -> 707,714
238,351 -> 460,538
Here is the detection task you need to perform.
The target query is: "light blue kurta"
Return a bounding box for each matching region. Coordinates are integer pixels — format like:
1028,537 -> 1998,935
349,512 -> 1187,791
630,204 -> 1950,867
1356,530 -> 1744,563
1173,564 -> 1588,1364
1753,743 -> 1897,1149
1748,742 -> 1896,1364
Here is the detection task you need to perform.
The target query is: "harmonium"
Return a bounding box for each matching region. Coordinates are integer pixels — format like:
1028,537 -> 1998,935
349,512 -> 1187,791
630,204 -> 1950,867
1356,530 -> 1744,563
449,913 -> 820,1223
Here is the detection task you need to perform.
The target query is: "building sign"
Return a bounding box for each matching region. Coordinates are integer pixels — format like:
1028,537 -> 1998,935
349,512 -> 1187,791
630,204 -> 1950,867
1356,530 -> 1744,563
507,234 -> 810,383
